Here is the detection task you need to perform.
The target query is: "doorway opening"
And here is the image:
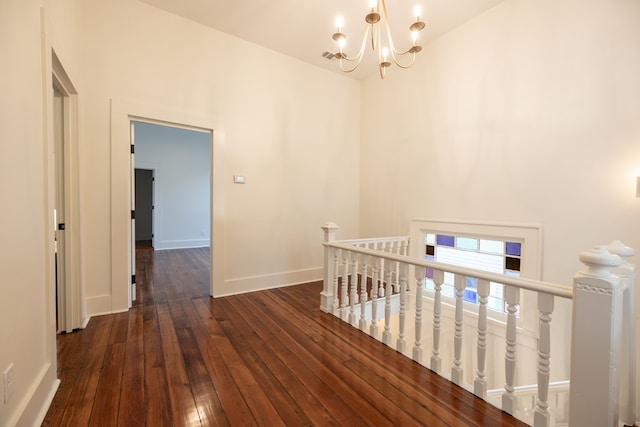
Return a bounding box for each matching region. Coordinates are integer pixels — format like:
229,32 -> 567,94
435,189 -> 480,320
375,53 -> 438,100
130,120 -> 212,303
134,168 -> 154,252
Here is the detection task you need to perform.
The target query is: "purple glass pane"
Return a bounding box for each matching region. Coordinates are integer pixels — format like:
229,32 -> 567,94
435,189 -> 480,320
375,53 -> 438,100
506,242 -> 521,256
436,234 -> 455,247
426,268 -> 433,279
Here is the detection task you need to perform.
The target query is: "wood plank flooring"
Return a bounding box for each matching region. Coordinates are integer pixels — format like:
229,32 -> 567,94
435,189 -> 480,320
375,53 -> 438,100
42,247 -> 526,426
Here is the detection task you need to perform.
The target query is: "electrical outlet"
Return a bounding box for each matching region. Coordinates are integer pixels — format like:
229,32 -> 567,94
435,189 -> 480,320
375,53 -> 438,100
3,363 -> 14,404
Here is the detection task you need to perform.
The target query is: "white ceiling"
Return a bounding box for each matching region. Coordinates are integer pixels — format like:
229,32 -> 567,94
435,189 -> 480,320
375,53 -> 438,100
138,0 -> 504,80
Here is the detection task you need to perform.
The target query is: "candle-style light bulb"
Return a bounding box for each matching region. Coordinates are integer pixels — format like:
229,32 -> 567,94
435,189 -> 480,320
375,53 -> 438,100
414,5 -> 422,21
338,37 -> 346,51
335,16 -> 344,32
412,30 -> 418,44
382,47 -> 389,62
369,0 -> 377,12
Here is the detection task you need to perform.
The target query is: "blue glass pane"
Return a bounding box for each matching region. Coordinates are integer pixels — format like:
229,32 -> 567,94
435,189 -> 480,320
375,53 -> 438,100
425,255 -> 435,262
506,242 -> 521,256
463,289 -> 477,304
466,277 -> 477,290
436,234 -> 455,247
456,237 -> 478,251
426,268 -> 433,279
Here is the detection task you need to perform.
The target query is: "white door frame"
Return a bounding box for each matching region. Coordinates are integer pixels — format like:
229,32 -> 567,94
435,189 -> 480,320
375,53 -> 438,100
110,100 -> 225,311
52,51 -> 85,332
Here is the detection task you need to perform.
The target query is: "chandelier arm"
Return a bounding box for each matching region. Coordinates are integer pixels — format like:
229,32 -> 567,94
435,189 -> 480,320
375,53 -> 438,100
391,53 -> 417,69
379,0 -> 421,69
337,26 -> 371,73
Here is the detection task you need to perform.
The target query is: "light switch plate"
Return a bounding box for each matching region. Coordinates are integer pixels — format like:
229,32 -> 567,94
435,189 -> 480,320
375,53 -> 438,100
234,175 -> 246,184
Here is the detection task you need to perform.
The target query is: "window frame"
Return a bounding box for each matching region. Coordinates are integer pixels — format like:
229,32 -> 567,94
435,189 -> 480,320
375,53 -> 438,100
409,218 -> 543,333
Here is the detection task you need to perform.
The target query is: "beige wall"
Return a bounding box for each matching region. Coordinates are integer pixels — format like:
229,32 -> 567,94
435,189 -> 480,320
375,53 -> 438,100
359,0 -> 640,386
78,0 -> 361,310
5,0 -> 640,423
360,0 -> 640,285
0,0 -> 81,425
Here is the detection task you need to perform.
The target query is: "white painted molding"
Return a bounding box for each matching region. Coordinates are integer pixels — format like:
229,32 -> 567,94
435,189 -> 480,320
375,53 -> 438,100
12,363 -> 58,427
215,267 -> 323,297
110,98 -> 226,310
154,239 -> 210,250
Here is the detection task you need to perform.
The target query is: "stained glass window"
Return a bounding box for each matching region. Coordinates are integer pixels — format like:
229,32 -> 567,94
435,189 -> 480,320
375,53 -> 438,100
423,232 -> 522,314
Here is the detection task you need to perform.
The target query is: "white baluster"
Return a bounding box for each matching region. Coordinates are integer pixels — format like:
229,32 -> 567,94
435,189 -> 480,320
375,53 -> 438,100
474,279 -> 490,399
394,257 -> 401,294
413,266 -> 425,363
383,269 -> 393,346
370,256 -> 380,337
451,274 -> 466,386
397,263 -> 408,354
534,292 -> 554,427
431,269 -> 443,373
359,254 -> 369,332
378,255 -> 386,298
341,250 -> 349,321
502,285 -> 520,415
348,253 -> 358,326
332,248 -> 340,315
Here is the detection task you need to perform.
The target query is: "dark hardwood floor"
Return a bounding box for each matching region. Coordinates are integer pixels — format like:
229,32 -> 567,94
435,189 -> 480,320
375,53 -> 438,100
42,247 -> 526,426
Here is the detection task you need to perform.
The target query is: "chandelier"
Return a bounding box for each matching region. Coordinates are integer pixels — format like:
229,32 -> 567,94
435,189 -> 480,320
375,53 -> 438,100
331,0 -> 425,79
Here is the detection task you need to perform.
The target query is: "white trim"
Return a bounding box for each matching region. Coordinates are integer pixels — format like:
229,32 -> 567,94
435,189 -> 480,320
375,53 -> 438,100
86,294 -> 113,317
155,240 -> 210,250
409,218 -> 544,334
110,99 -> 225,310
216,267 -> 323,297
11,363 -> 58,427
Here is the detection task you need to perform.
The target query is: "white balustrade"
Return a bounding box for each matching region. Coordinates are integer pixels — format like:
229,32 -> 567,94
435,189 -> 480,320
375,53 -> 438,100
320,223 -> 636,427
341,249 -> 349,321
413,266 -> 425,363
451,274 -> 466,386
359,254 -> 369,332
431,269 -> 443,373
534,292 -> 553,427
382,268 -> 393,346
397,264 -> 408,354
502,285 -> 520,415
370,257 -> 380,337
348,254 -> 358,326
474,279 -> 490,399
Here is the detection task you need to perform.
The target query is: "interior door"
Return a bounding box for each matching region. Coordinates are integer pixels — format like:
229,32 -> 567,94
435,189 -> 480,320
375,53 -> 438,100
134,169 -> 154,246
130,122 -> 136,303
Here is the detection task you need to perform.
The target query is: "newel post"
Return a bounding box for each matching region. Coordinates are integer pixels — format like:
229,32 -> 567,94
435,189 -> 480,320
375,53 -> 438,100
320,222 -> 339,313
569,246 -> 623,427
606,240 -> 636,426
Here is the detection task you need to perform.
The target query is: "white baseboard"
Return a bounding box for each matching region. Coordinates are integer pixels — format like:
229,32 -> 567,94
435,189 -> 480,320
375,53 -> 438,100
214,267 -> 322,297
155,239 -> 210,250
11,363 -> 58,427
86,294 -> 112,317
